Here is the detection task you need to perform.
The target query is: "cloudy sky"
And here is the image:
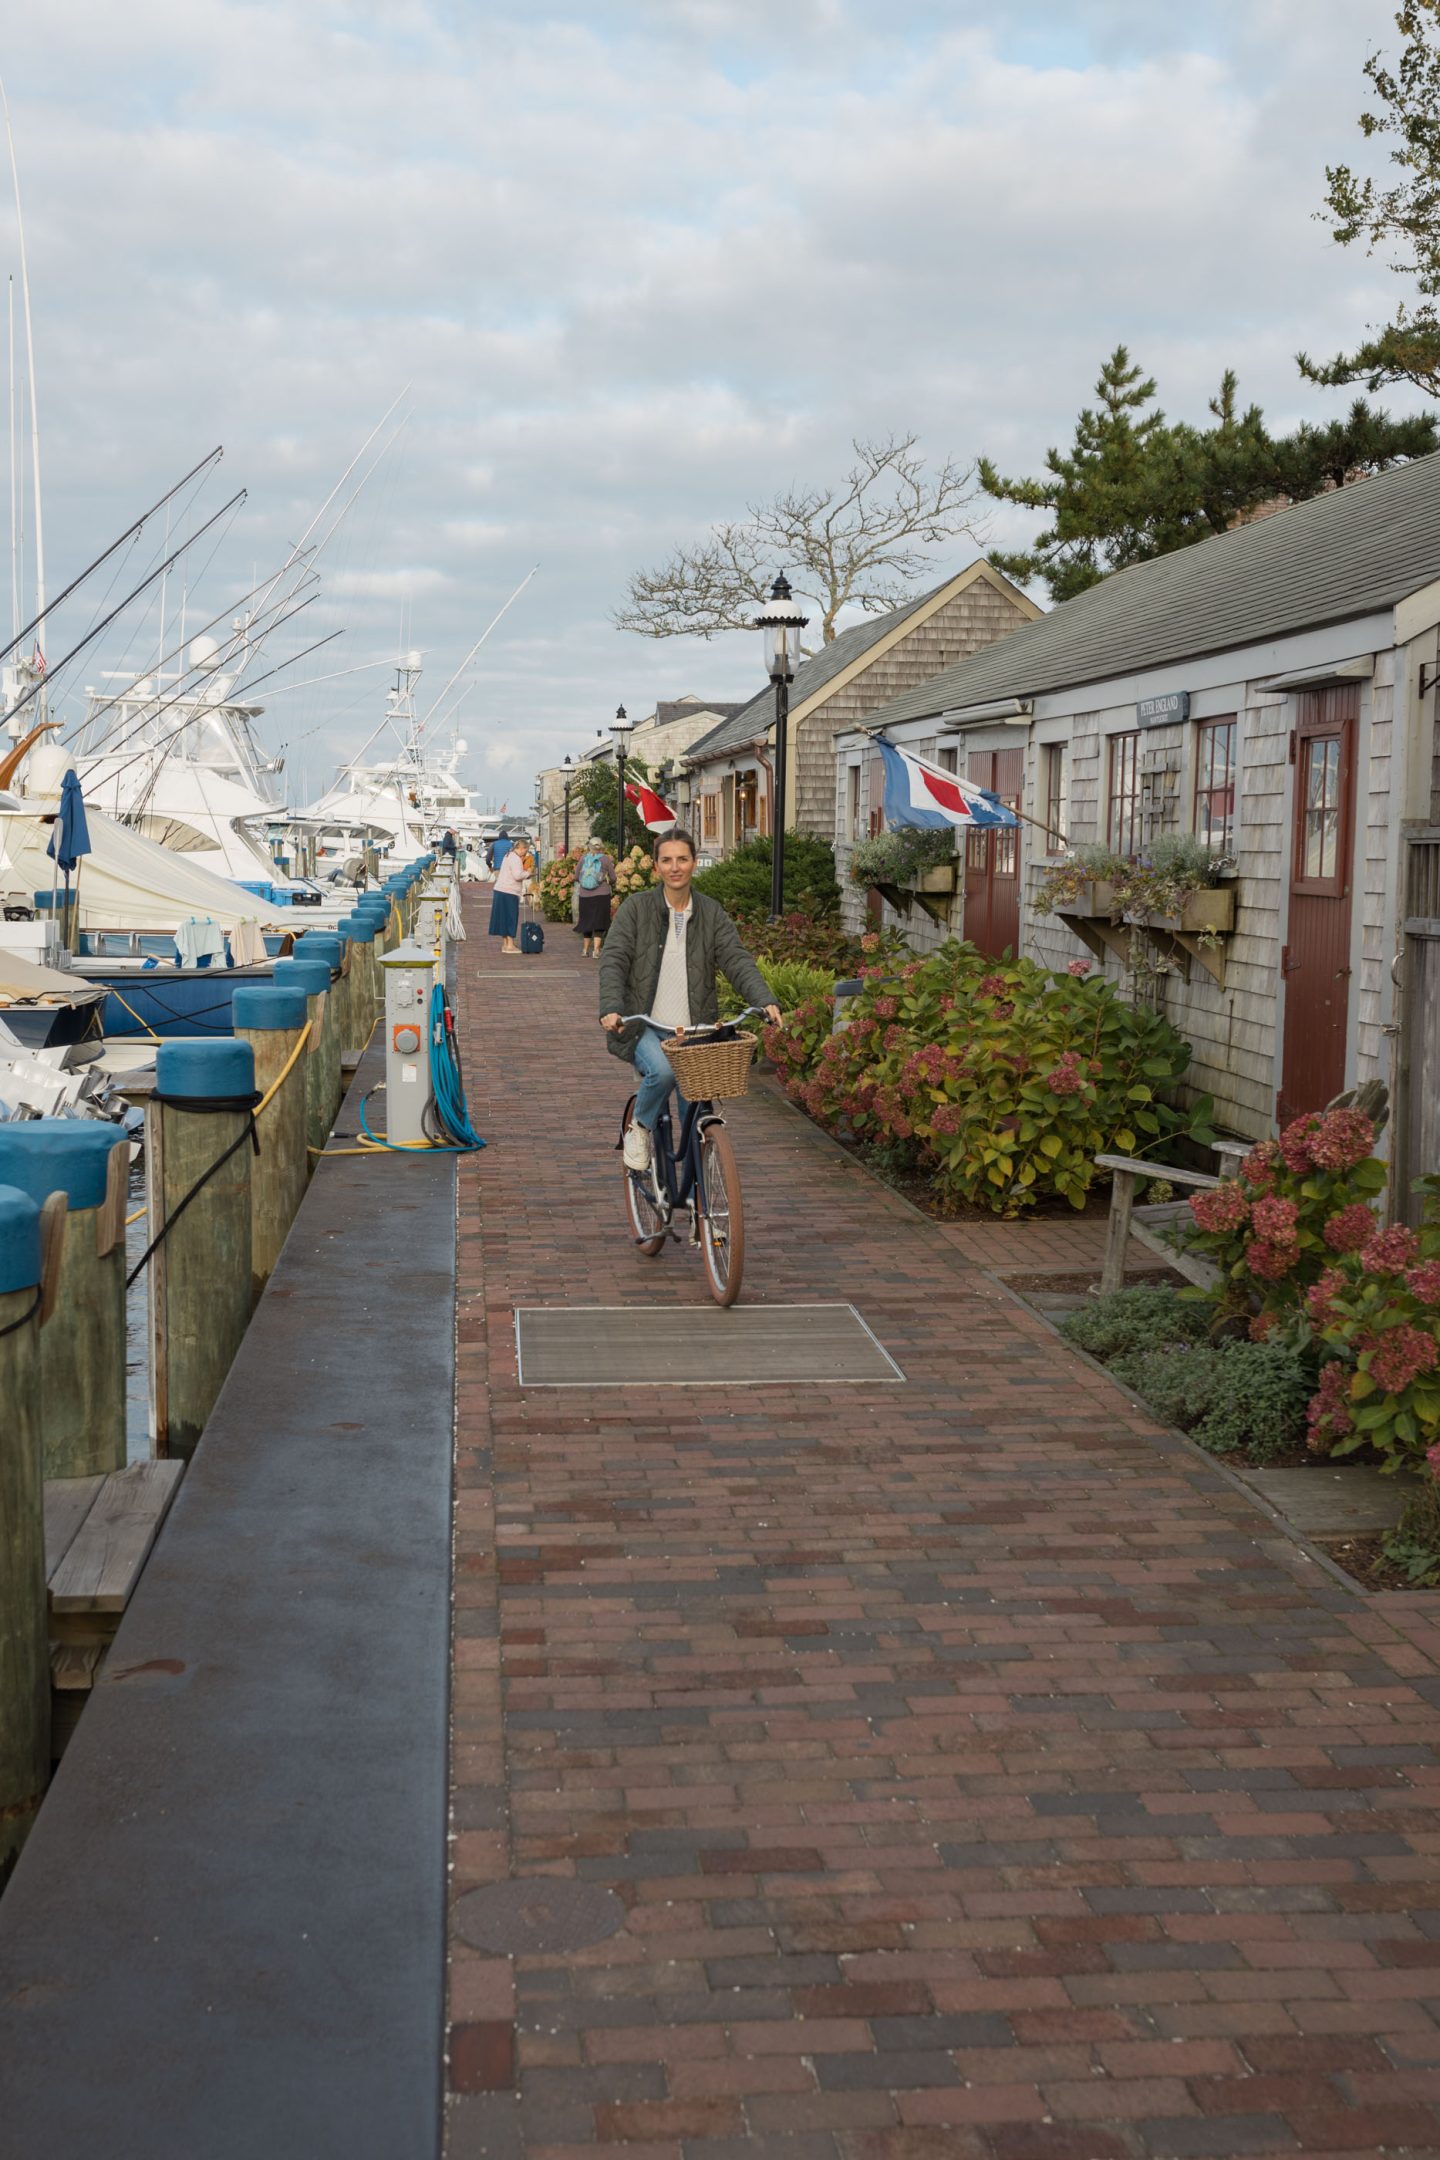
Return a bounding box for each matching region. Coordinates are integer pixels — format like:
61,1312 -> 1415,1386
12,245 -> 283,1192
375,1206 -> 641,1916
0,0 -> 1425,813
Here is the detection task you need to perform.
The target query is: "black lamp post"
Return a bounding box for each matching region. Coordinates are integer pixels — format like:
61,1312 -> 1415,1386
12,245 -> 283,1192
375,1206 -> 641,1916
610,704 -> 634,855
561,752 -> 574,854
755,572 -> 810,919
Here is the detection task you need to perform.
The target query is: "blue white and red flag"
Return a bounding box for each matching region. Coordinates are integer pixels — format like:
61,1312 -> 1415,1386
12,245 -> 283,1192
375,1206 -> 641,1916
874,734 -> 1017,830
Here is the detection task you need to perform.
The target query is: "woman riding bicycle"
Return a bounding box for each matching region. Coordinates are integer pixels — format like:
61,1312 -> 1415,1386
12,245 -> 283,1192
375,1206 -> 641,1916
599,828 -> 780,1171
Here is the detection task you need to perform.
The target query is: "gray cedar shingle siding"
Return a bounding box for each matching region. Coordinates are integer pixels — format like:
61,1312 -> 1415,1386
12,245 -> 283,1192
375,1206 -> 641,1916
862,449 -> 1440,735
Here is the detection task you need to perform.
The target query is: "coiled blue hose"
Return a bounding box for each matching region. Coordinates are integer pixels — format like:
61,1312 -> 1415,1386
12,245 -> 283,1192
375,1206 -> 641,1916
426,981 -> 486,1151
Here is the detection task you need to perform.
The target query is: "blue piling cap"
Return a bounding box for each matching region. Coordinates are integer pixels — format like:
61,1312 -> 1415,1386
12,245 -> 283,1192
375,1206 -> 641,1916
271,958 -> 331,1000
296,934 -> 342,971
0,1120 -> 126,1212
0,1182 -> 41,1296
156,1037 -> 256,1099
232,985 -> 308,1033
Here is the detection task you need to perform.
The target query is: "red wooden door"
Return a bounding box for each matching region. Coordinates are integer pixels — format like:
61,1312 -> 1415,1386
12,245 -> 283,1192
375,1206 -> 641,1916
1279,687 -> 1357,1121
963,748 -> 1023,957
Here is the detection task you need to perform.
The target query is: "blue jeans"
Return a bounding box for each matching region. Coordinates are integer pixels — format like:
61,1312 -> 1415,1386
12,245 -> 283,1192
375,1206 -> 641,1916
633,1024 -> 689,1131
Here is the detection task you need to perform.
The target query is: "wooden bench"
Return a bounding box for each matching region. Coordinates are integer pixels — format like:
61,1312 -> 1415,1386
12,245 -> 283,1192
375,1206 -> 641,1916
43,1460 -> 184,1756
1093,1153 -> 1224,1297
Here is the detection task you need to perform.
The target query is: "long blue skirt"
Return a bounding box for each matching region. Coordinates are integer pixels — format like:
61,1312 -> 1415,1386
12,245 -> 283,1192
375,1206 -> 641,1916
488,891 -> 520,939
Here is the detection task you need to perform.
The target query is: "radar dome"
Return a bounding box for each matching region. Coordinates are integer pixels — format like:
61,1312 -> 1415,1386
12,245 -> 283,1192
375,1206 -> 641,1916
406,649 -> 422,670
454,737 -> 468,758
131,677 -> 154,699
189,634 -> 222,671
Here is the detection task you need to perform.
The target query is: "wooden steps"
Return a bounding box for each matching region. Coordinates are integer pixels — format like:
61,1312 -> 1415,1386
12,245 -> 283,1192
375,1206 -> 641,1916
43,1461 -> 185,1759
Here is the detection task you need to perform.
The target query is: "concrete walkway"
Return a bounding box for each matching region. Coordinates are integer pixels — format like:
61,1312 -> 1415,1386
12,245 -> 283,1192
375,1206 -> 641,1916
448,909 -> 1440,2160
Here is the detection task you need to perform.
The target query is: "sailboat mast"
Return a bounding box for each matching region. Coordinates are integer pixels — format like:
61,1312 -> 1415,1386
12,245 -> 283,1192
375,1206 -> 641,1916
7,275 -> 16,649
1,79 -> 43,715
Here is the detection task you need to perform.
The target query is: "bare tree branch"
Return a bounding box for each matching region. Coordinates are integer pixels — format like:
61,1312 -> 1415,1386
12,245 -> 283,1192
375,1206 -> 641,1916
613,435 -> 984,647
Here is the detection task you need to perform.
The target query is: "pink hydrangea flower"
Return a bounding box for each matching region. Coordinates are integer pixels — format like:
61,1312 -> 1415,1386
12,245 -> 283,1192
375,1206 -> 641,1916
872,996 -> 898,1020
1251,1194 -> 1300,1239
1306,1361 -> 1354,1447
860,932 -> 880,951
883,1025 -> 907,1051
1189,1181 -> 1250,1234
1246,1236 -> 1298,1281
1306,1107 -> 1376,1171
1306,1267 -> 1348,1324
1405,1261 -> 1440,1306
978,973 -> 1008,997
1363,1324 -> 1437,1394
1360,1224 -> 1421,1275
1427,1440 -> 1440,1477
1242,1139 -> 1282,1188
1323,1203 -> 1375,1254
1279,1113 -> 1323,1173
1045,1065 -> 1083,1096
1066,958 -> 1092,978
1249,1310 -> 1279,1341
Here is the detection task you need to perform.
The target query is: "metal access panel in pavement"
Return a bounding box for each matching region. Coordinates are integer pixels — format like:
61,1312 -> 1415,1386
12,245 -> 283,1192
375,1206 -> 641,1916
515,1301 -> 905,1386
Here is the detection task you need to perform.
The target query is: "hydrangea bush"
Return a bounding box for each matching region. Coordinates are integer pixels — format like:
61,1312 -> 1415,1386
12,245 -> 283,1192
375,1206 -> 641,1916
763,941 -> 1213,1215
1183,1107 -> 1388,1327
538,846 -> 582,923
1303,1179 -> 1440,1472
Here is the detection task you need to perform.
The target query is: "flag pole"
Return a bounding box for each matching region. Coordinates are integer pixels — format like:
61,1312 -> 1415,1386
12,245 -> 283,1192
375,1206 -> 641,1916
861,727 -> 1072,852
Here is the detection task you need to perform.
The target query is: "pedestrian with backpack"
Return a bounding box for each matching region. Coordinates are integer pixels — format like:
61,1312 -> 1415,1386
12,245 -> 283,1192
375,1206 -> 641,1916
574,839 -> 616,958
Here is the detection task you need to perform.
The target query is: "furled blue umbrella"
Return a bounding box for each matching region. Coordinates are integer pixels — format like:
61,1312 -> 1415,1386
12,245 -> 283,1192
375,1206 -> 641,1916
46,768 -> 92,951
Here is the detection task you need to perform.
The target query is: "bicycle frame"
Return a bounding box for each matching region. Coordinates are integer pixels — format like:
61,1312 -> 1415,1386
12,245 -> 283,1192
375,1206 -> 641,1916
643,1091 -> 721,1223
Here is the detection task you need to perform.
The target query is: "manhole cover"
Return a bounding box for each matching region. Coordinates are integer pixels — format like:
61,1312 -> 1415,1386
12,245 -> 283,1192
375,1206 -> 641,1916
453,1878 -> 627,1954
515,1303 -> 904,1386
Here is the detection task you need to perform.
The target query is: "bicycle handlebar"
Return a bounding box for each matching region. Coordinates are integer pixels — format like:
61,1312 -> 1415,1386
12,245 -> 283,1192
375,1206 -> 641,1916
611,1007 -> 767,1034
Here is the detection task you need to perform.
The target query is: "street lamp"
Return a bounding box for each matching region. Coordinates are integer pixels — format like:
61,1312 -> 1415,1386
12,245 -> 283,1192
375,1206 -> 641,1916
561,752 -> 574,854
755,572 -> 809,918
610,704 -> 634,856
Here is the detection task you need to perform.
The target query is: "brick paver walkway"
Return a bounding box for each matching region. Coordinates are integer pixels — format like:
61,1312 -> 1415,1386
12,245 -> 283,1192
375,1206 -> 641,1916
447,915 -> 1440,2160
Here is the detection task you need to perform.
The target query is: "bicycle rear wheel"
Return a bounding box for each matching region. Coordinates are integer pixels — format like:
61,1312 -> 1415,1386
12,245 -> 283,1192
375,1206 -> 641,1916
622,1100 -> 667,1256
698,1121 -> 745,1305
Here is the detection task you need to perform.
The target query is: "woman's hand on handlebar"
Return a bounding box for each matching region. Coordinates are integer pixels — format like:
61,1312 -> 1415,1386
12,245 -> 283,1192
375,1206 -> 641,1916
600,1012 -> 624,1033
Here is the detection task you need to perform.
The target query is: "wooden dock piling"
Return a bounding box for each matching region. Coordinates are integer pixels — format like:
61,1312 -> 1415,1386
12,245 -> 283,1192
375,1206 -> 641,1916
233,985 -> 310,1304
147,1039 -> 255,1462
271,957 -> 336,1162
0,1124 -> 130,1480
0,1183 -> 49,1884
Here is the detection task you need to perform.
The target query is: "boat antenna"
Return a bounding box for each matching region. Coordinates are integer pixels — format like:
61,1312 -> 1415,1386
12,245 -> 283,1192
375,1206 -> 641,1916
421,563 -> 538,727
1,76 -> 43,712
0,447 -> 223,670
3,487 -> 246,728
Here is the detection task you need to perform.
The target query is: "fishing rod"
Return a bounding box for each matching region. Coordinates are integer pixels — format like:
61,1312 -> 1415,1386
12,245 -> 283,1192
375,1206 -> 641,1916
246,387 -> 410,635
3,489 -> 247,730
0,447 -> 225,675
70,557 -> 319,757
421,563 -> 539,729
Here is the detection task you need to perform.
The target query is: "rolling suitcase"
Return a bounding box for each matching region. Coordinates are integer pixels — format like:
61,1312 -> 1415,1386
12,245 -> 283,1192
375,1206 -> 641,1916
520,918 -> 545,955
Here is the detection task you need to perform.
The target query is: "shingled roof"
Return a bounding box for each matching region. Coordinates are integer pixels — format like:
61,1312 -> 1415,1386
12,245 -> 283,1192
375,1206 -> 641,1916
683,579 -> 950,765
861,450 -> 1440,735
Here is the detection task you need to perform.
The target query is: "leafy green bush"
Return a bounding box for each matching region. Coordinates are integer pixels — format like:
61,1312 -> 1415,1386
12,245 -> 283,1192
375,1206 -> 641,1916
763,941 -> 1214,1215
1060,1285 -> 1210,1363
1107,1339 -> 1312,1460
719,960 -> 834,1019
1302,1172 -> 1440,1473
693,832 -> 840,918
735,913 -> 906,975
1383,1473 -> 1440,1586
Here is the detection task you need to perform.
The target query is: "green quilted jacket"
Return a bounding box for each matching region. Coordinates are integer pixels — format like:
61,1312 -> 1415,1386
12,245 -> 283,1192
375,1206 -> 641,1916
598,887 -> 772,1064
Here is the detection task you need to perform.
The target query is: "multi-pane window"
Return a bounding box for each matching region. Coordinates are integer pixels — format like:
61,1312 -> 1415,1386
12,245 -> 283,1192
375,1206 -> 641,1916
1194,717 -> 1237,856
701,792 -> 718,840
1044,744 -> 1068,850
1300,735 -> 1342,883
1107,731 -> 1142,855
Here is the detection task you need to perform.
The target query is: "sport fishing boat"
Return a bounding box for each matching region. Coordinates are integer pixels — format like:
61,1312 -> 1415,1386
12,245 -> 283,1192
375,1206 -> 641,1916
304,653 -> 489,870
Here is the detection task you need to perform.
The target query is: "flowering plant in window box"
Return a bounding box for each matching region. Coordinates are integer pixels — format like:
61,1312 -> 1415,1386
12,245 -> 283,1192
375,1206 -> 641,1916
849,827 -> 957,890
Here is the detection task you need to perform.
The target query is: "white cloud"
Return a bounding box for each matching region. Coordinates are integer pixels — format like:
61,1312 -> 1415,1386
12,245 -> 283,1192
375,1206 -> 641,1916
0,0 -> 1418,804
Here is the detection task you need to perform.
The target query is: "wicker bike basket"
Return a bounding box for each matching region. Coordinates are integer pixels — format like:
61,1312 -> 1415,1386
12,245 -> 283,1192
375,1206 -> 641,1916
663,1029 -> 758,1102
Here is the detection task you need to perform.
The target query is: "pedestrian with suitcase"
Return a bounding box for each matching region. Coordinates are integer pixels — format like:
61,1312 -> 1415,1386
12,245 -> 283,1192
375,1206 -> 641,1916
487,838 -> 530,955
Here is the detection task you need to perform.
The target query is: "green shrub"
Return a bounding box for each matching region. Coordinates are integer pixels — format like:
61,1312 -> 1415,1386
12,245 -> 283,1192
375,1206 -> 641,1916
736,913 -> 907,975
1108,1339 -> 1312,1461
693,832 -> 840,918
850,827 -> 956,886
719,959 -> 834,1019
1060,1285 -> 1210,1363
766,941 -> 1215,1215
1383,1473 -> 1440,1586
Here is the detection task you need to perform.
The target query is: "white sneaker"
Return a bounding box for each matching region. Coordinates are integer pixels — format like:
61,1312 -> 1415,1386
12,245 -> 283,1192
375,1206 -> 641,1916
623,1122 -> 652,1172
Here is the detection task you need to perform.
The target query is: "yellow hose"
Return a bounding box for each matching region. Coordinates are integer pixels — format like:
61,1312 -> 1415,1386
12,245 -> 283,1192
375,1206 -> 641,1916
254,1020 -> 311,1114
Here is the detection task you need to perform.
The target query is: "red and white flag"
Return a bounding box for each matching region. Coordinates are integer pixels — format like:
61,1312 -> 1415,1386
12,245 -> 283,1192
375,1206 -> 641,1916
625,780 -> 677,832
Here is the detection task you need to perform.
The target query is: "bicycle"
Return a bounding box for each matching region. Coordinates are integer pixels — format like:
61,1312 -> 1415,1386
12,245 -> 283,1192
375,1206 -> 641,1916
614,1008 -> 764,1307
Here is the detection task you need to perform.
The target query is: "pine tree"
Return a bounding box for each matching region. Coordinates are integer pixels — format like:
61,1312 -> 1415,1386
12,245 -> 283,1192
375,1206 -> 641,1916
980,347 -> 1437,604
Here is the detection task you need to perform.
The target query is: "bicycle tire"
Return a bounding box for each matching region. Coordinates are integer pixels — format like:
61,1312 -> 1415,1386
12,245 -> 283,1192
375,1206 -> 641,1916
621,1100 -> 667,1256
698,1121 -> 744,1305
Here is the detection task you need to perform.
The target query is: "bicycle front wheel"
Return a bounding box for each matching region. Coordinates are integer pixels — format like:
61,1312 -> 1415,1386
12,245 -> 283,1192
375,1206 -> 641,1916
622,1100 -> 667,1256
698,1121 -> 745,1305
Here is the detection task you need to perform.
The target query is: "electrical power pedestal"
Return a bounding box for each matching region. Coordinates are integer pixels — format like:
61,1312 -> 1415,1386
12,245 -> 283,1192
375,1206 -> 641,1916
381,939 -> 440,1144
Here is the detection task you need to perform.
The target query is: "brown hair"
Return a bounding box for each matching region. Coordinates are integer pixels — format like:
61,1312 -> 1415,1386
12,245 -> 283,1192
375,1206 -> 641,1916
655,828 -> 697,861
